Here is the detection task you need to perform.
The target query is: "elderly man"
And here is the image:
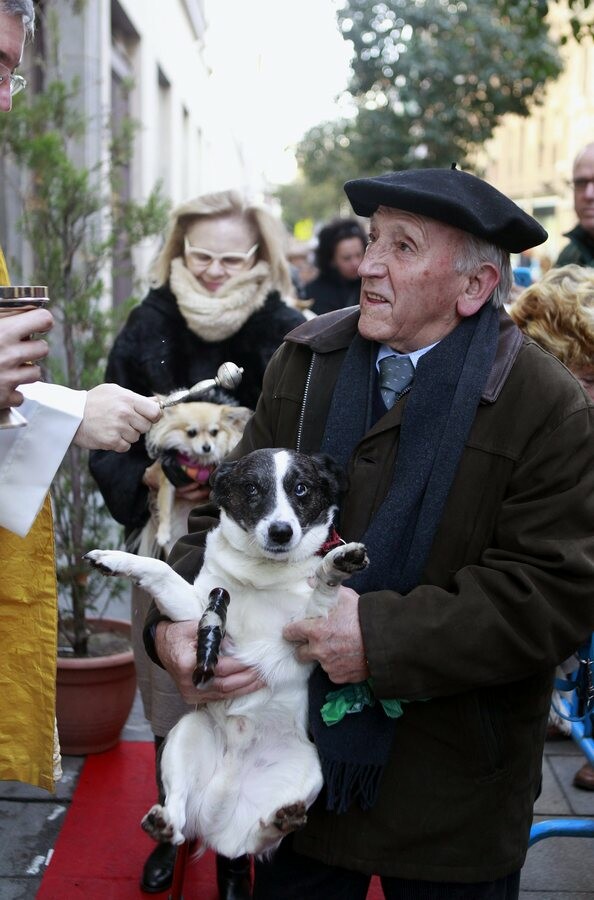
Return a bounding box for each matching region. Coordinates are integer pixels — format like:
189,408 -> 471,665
555,142 -> 594,266
0,0 -> 161,794
148,167 -> 594,900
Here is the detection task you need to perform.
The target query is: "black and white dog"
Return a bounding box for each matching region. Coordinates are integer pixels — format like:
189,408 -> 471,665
85,448 -> 368,859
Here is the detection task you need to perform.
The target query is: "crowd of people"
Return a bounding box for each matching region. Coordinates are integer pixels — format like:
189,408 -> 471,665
1,3 -> 593,900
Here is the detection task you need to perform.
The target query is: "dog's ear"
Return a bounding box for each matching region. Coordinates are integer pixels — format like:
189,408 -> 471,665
210,459 -> 238,506
144,414 -> 165,460
308,453 -> 348,497
220,405 -> 253,432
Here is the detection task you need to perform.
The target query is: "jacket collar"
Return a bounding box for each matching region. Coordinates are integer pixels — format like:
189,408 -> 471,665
562,224 -> 594,253
285,305 -> 523,404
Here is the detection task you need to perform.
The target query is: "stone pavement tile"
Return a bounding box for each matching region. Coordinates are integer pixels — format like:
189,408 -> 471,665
0,798 -> 65,882
535,757 -> 572,816
520,894 -> 594,899
0,756 -> 84,898
545,737 -> 589,758
0,755 -> 84,803
521,817 -> 594,894
121,687 -> 153,742
548,756 -> 594,816
0,880 -> 46,900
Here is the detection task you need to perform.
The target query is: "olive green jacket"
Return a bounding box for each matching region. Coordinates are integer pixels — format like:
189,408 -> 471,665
164,306 -> 594,882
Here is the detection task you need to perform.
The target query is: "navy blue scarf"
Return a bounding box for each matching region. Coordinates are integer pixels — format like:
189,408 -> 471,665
311,302 -> 500,813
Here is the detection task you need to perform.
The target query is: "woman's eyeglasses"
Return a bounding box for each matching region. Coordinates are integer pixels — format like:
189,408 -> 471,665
183,237 -> 258,272
0,63 -> 26,97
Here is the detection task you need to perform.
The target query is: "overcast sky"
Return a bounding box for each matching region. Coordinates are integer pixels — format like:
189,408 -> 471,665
203,0 -> 354,185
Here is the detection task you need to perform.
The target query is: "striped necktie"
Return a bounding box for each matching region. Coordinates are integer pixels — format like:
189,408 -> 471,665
378,354 -> 415,408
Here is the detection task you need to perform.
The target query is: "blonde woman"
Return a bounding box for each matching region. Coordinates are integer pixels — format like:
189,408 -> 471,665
510,264 -> 594,793
509,264 -> 594,400
90,189 -> 304,898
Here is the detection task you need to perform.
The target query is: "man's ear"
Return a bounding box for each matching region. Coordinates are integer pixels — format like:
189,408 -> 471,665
457,263 -> 500,318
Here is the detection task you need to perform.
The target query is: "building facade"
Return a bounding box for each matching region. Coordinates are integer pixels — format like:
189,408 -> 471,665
0,0 -> 254,301
482,6 -> 594,268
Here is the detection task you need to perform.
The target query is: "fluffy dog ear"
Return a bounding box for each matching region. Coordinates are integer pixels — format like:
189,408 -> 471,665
308,453 -> 348,496
144,407 -> 167,460
220,405 -> 253,431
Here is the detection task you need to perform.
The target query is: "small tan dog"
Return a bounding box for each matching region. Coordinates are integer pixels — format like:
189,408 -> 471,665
140,401 -> 252,556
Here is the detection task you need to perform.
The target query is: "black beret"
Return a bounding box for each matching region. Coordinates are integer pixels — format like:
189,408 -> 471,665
344,167 -> 547,253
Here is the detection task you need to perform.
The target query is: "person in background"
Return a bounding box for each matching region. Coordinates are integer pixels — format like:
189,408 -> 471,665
509,263 -> 594,793
0,0 -> 161,796
508,266 -> 533,305
555,143 -> 594,267
90,188 -> 304,898
147,166 -> 594,900
305,217 -> 367,315
285,236 -> 317,300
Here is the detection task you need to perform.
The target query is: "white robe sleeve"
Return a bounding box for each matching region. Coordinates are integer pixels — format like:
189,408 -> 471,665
0,383 -> 87,536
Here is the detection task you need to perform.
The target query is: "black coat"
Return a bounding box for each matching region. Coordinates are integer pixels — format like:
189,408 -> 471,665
305,270 -> 361,316
89,284 -> 304,529
555,224 -> 594,267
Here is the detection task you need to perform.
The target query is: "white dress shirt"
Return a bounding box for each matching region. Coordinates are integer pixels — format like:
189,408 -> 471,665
376,341 -> 439,372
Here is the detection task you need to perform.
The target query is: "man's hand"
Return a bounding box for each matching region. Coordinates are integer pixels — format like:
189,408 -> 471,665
155,619 -> 265,704
0,308 -> 54,409
283,587 -> 370,684
73,383 -> 162,451
143,461 -> 211,504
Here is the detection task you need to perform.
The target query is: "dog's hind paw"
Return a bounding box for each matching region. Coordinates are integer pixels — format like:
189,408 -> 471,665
271,801 -> 308,834
141,804 -> 184,846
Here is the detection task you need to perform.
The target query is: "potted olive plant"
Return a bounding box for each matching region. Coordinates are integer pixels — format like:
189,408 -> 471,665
0,10 -> 169,752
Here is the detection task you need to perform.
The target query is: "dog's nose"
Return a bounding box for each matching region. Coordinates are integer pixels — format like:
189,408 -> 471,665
268,521 -> 293,545
201,442 -> 211,453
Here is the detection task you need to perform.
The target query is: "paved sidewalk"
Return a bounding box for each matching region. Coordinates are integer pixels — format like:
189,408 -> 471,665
0,689 -> 593,898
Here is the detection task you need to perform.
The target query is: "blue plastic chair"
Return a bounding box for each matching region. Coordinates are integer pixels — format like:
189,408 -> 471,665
529,635 -> 594,847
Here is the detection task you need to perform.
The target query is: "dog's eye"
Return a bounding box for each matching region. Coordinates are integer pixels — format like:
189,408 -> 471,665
294,482 -> 308,497
245,483 -> 259,497
186,428 -> 197,437
209,428 -> 219,437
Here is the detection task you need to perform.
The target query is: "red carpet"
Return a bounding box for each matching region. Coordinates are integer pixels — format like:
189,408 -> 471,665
38,741 -> 383,898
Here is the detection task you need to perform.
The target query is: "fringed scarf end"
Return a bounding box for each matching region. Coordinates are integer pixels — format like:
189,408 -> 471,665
322,759 -> 384,814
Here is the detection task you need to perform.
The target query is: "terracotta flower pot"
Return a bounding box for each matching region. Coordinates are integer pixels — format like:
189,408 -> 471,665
56,618 -> 137,755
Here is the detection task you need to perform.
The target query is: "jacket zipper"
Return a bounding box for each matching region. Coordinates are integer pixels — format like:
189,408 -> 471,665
296,353 -> 316,451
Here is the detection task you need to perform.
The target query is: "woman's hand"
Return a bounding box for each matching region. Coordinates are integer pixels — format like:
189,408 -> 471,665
174,481 -> 211,504
142,461 -> 162,491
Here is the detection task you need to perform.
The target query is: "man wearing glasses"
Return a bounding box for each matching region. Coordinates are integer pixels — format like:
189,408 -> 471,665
0,0 -> 161,795
556,142 -> 594,266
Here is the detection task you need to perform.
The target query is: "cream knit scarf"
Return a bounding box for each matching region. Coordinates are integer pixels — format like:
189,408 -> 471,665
170,256 -> 274,342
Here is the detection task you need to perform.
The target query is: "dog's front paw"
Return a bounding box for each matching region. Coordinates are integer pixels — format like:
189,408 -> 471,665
156,525 -> 171,548
141,804 -> 184,846
84,549 -> 129,577
327,542 -> 369,575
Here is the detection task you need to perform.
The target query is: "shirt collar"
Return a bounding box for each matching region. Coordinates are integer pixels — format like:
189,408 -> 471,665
376,340 -> 439,371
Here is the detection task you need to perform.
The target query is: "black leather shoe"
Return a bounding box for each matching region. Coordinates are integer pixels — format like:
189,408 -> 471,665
216,853 -> 252,900
140,842 -> 178,894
